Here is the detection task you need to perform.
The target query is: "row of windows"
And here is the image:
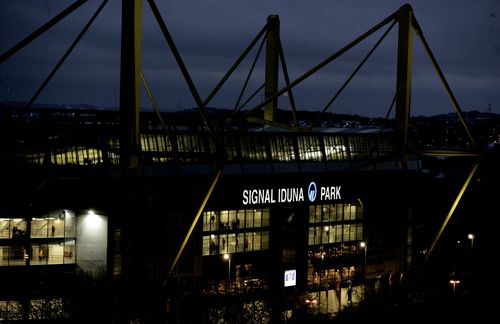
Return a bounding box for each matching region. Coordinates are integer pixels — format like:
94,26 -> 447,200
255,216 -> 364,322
21,141 -> 108,165
15,131 -> 394,166
0,211 -> 78,267
202,232 -> 269,256
309,244 -> 364,262
0,242 -> 75,266
202,202 -> 364,254
0,212 -> 76,239
309,204 -> 363,224
308,224 -> 363,245
309,203 -> 363,245
308,266 -> 358,287
203,209 -> 270,232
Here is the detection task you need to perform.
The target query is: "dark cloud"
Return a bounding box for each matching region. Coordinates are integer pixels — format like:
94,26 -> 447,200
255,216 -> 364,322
1,0 -> 499,116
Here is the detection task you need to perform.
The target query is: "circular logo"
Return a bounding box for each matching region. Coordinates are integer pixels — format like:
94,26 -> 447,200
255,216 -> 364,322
308,182 -> 317,202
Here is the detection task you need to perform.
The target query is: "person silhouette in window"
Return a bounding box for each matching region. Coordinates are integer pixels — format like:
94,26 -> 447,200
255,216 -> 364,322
51,225 -> 55,237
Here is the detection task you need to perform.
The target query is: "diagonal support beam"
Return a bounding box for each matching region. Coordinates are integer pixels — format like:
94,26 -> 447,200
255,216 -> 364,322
234,83 -> 265,115
417,149 -> 480,158
140,71 -> 166,127
314,20 -> 396,125
165,169 -> 223,285
26,0 -> 108,109
147,0 -> 214,138
427,163 -> 479,258
147,0 -> 228,167
205,25 -> 268,107
412,17 -> 476,147
0,0 -> 88,64
278,39 -> 298,125
243,10 -> 397,118
234,36 -> 267,113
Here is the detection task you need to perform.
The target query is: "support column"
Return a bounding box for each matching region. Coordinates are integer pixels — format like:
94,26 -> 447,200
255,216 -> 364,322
395,4 -> 413,157
395,4 -> 413,278
118,1 -> 143,321
264,15 -> 280,123
120,0 -> 142,170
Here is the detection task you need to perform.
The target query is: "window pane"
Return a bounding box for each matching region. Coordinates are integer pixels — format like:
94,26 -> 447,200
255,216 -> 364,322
245,210 -> 254,228
64,239 -> 75,264
270,136 -> 295,161
254,210 -> 262,227
324,136 -> 347,160
261,232 -> 269,250
48,243 -> 64,264
0,219 -> 9,238
64,210 -> 76,237
219,234 -> 228,254
10,219 -> 27,239
262,209 -> 270,227
31,218 -> 48,238
298,136 -> 322,161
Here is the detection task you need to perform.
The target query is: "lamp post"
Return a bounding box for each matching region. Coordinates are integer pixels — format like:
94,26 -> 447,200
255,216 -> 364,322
224,253 -> 231,281
467,233 -> 474,252
360,242 -> 367,298
449,279 -> 460,294
321,252 -> 325,286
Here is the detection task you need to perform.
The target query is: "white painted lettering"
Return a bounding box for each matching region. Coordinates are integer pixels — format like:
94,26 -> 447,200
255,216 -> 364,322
243,190 -> 249,205
298,188 -> 304,202
242,184 -> 341,205
320,187 -> 326,200
335,186 -> 341,199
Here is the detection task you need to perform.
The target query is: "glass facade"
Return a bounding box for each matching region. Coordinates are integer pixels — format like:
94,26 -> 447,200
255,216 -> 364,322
323,136 -> 348,161
239,135 -> 267,162
308,204 -> 363,245
13,123 -> 397,168
0,210 -> 76,266
270,135 -> 296,162
202,208 -> 269,256
297,135 -> 322,161
307,203 -> 364,289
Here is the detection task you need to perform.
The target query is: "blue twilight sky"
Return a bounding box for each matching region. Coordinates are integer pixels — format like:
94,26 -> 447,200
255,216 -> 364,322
0,0 -> 499,117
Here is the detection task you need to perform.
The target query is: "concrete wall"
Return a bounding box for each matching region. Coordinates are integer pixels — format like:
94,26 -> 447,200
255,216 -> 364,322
76,211 -> 107,276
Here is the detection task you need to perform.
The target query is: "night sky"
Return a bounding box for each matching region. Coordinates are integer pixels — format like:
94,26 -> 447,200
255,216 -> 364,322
1,0 -> 499,117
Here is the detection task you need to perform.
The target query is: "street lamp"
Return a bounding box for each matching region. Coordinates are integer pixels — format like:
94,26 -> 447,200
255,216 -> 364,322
360,242 -> 367,298
467,233 -> 474,252
321,252 -> 325,286
449,279 -> 460,294
223,253 -> 231,281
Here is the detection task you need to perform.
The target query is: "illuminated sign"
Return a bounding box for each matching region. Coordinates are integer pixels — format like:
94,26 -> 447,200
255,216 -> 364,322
308,182 -> 317,202
284,269 -> 296,287
242,181 -> 341,206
